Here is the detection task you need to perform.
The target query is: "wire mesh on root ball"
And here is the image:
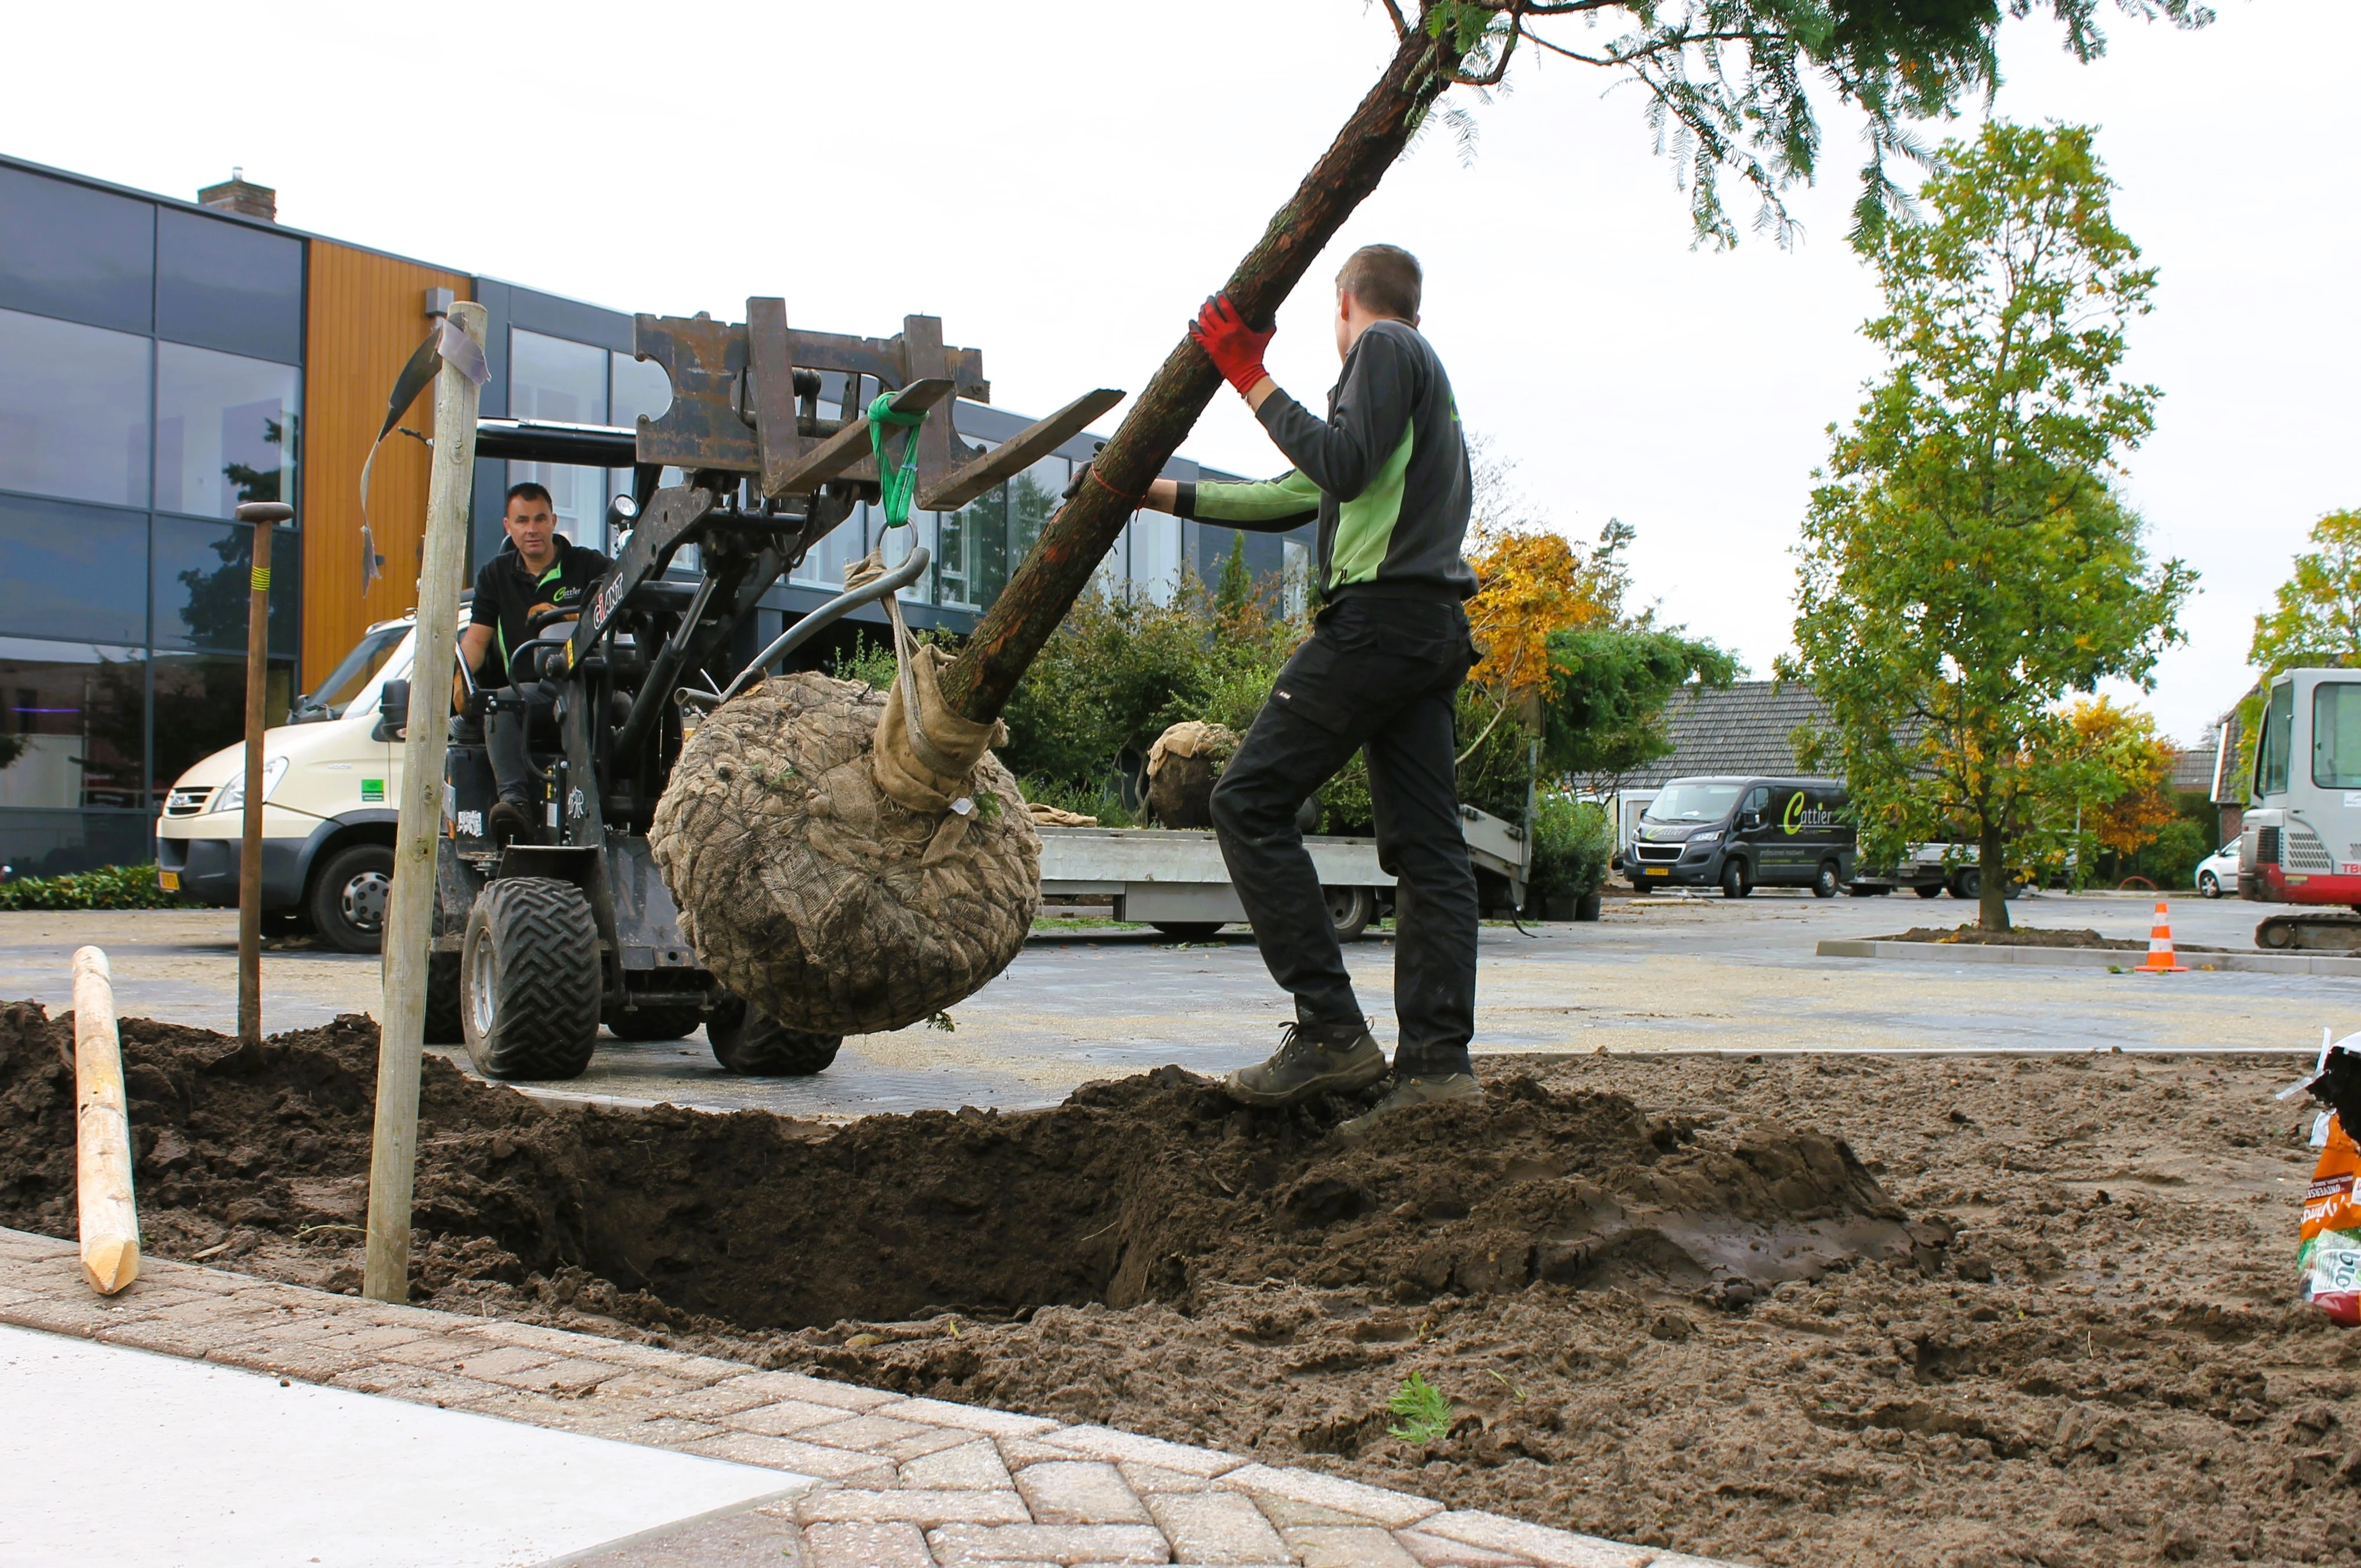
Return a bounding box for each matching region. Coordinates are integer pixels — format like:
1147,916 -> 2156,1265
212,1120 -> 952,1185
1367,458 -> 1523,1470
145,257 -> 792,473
650,670 -> 1040,1036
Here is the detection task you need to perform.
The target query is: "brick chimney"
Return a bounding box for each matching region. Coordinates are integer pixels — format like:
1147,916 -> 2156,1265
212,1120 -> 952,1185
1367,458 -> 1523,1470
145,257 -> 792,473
197,167 -> 276,223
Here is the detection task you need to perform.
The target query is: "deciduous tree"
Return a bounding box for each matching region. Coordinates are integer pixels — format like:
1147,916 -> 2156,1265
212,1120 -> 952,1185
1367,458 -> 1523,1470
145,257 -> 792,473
1782,121 -> 2193,931
939,0 -> 2208,727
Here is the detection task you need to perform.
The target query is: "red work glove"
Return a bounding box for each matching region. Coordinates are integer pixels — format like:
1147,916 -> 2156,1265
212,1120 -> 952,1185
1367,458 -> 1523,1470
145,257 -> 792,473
1190,294 -> 1274,399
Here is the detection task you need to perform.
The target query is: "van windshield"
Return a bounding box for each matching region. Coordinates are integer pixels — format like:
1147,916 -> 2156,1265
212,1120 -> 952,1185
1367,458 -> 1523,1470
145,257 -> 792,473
295,623 -> 410,720
1643,783 -> 1744,823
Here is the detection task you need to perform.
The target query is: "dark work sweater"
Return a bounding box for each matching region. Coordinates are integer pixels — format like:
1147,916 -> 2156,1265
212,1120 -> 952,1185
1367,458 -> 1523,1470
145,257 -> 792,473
1173,319 -> 1475,604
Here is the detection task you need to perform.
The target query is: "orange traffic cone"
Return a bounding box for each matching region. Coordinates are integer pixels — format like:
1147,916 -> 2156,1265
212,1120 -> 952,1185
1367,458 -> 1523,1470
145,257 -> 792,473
2139,900 -> 2187,973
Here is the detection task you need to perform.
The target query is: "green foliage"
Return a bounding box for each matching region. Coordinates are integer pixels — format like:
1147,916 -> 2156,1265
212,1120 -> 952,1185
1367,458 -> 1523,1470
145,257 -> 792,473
0,863 -> 180,911
999,572 -> 1305,789
1529,794 -> 1615,904
827,626 -> 961,693
1417,0 -> 2208,251
1543,628 -> 1739,784
1780,122 -> 2194,930
1215,534 -> 1253,618
0,732 -> 26,771
1019,772 -> 1137,829
1387,1371 -> 1454,1445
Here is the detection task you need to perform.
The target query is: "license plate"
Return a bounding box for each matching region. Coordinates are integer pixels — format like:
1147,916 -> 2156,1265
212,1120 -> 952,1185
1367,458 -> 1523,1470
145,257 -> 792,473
158,870 -> 179,891
1644,867 -> 1667,877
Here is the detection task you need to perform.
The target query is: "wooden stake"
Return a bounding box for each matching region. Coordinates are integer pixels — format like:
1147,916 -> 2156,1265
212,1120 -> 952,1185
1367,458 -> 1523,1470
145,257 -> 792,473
363,301 -> 485,1304
71,945 -> 138,1295
233,501 -> 291,1045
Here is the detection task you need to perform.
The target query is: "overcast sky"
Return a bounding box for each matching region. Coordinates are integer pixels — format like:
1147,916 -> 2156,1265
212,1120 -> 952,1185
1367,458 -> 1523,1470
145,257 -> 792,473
6,1 -> 2351,746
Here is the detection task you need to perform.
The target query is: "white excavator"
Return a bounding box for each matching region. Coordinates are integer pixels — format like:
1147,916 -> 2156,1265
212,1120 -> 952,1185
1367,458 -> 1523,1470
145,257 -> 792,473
2239,665 -> 2361,949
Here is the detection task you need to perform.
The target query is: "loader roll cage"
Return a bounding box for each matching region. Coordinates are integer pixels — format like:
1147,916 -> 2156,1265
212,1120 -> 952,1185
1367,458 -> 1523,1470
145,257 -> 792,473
425,301 -> 1120,1084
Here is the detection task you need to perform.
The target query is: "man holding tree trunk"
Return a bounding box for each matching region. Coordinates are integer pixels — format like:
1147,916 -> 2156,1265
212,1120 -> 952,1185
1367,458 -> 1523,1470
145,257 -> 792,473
1135,244 -> 1480,1132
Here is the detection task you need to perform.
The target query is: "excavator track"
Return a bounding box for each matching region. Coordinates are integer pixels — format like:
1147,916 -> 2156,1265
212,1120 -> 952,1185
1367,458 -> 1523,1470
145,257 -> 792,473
2255,911 -> 2361,952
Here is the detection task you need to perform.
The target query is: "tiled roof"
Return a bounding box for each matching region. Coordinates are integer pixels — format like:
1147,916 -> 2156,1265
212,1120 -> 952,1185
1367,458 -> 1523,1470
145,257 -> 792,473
1615,681 -> 1833,787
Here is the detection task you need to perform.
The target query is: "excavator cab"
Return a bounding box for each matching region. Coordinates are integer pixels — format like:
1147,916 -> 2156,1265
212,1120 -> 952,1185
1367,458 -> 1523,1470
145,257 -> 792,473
2243,667 -> 2361,949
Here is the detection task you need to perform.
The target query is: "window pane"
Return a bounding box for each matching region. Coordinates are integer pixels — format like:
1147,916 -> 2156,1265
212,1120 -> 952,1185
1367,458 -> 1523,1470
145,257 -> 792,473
611,351 -> 672,427
2315,682 -> 2361,789
154,341 -> 299,520
0,309 -> 150,507
0,808 -> 153,879
155,208 -> 303,364
152,652 -> 296,796
0,494 -> 149,645
510,330 -> 607,424
0,637 -> 145,810
792,502 -> 868,591
2260,681 -> 2294,797
151,517 -> 298,654
0,168 -> 156,334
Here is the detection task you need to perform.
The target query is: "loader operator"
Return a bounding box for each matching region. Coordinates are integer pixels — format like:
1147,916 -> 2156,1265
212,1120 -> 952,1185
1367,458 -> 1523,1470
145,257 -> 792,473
1138,244 -> 1480,1133
458,482 -> 612,846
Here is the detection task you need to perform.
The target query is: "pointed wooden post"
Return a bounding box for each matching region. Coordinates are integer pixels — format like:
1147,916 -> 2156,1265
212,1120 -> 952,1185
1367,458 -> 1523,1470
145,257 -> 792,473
363,301 -> 485,1304
72,946 -> 138,1295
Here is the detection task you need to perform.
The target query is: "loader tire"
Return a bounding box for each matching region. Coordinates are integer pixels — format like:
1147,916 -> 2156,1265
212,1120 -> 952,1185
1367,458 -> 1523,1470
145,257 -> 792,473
461,877 -> 601,1081
707,999 -> 840,1076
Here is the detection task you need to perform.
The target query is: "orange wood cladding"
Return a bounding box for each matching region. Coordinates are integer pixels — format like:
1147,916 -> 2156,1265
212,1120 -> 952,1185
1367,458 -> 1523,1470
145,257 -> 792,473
299,241 -> 471,683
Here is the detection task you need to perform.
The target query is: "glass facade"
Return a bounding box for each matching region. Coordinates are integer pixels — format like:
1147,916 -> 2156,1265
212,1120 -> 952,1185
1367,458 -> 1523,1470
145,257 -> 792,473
504,331 -> 656,554
0,161 -> 301,875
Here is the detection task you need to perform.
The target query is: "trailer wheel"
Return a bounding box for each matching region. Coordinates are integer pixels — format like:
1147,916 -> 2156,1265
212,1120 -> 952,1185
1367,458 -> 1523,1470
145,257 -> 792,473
424,951 -> 463,1045
461,877 -> 601,1081
1812,862 -> 1840,898
706,999 -> 840,1075
309,843 -> 394,954
1914,883 -> 1944,898
1150,922 -> 1225,940
1950,869 -> 1981,899
606,1005 -> 702,1042
1325,886 -> 1376,942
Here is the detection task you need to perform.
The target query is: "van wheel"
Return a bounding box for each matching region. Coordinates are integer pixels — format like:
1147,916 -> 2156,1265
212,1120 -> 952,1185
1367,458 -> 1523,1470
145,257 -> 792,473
308,844 -> 394,954
2199,870 -> 2221,898
706,999 -> 840,1075
1324,886 -> 1376,942
1813,862 -> 1840,898
461,877 -> 601,1081
1720,859 -> 1751,899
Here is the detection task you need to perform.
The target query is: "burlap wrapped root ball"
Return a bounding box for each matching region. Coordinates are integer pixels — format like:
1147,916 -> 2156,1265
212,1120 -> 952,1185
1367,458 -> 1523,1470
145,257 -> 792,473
1145,720 -> 1238,829
649,670 -> 1039,1035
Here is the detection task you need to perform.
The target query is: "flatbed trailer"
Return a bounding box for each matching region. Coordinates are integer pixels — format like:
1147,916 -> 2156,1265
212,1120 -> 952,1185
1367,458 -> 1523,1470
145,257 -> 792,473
1036,805 -> 1530,941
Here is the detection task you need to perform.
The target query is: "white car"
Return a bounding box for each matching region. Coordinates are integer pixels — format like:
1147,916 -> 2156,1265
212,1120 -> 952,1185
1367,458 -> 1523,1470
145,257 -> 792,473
2194,841 -> 2239,898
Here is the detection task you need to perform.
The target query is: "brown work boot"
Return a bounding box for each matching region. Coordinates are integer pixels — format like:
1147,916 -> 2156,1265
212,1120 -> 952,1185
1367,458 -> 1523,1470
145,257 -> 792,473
1337,1072 -> 1479,1138
487,797 -> 539,847
1223,1020 -> 1387,1108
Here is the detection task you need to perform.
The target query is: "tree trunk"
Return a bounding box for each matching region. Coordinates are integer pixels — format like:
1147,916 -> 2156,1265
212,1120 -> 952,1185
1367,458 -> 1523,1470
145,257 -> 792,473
1978,821 -> 2011,933
937,14 -> 1467,723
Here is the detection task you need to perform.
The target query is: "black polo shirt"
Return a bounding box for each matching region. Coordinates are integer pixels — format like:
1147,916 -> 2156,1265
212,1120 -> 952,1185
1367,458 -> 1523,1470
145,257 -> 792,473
470,538 -> 612,686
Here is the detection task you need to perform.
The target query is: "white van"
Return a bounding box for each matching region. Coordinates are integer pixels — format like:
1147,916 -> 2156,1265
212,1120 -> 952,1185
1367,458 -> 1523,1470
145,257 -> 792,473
154,615 -> 416,951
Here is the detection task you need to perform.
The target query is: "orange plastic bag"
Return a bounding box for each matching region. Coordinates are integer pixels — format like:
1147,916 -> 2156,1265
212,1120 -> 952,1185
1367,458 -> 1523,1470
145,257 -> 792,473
2300,1114 -> 2361,1326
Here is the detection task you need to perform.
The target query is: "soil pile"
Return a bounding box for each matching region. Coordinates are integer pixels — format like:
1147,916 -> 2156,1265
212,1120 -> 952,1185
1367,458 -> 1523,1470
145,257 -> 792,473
2,1003 -> 2348,1565
1882,923 -> 2230,953
0,1002 -> 1904,1328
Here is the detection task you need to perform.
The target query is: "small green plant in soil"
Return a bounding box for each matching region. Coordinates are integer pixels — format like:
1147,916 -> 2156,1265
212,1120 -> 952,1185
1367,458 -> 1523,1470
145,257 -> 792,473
0,863 -> 180,911
1387,1371 -> 1453,1444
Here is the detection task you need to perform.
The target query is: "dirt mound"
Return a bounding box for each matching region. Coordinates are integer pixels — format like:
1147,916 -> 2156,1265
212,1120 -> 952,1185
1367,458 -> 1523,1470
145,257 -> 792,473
1882,923 -> 2230,953
0,1002 -> 1906,1328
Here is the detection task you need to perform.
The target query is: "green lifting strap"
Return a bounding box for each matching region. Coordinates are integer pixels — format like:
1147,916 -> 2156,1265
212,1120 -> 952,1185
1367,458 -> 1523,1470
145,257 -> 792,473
868,391 -> 927,530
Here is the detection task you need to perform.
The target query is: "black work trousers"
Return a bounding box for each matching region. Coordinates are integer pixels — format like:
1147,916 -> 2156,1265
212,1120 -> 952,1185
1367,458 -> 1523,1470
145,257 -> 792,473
485,684 -> 555,806
1210,596 -> 1480,1078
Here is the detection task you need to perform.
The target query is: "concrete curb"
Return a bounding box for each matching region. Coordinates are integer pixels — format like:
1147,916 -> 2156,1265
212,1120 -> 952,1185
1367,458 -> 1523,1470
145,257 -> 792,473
1815,938 -> 2361,977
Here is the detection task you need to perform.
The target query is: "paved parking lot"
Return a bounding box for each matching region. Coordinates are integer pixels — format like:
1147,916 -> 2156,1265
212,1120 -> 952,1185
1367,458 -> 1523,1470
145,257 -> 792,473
0,888 -> 2336,1119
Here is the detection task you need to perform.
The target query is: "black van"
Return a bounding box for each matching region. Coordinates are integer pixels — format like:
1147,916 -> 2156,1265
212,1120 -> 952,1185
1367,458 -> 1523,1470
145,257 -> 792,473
1623,776 -> 1855,898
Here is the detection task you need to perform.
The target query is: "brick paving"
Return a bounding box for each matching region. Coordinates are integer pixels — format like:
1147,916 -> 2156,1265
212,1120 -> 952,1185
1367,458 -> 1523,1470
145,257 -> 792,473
0,1226 -> 1733,1567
